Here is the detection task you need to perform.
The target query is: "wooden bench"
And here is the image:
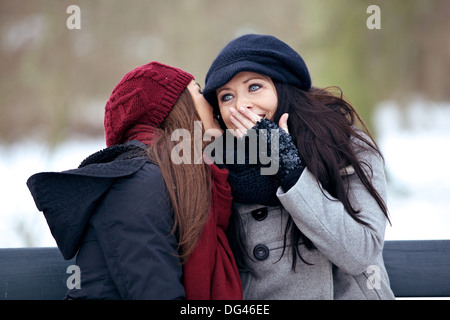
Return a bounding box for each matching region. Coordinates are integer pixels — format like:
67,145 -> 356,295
0,240 -> 449,299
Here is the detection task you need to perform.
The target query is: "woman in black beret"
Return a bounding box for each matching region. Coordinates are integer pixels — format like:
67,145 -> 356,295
203,34 -> 395,300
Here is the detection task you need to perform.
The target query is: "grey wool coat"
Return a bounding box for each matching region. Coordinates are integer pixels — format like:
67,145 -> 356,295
234,136 -> 395,300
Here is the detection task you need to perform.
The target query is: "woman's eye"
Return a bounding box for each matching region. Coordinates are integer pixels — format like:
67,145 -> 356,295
249,84 -> 261,92
196,83 -> 203,94
220,94 -> 233,102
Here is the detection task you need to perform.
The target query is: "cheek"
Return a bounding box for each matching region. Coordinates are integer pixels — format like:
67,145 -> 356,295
195,96 -> 214,120
219,107 -> 234,129
265,97 -> 278,120
199,103 -> 212,117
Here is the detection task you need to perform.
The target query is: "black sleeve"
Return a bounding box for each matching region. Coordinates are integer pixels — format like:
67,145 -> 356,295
280,166 -> 305,192
91,162 -> 185,299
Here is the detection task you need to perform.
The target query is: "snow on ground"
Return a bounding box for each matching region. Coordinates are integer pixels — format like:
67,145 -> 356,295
0,138 -> 105,247
0,100 -> 449,248
375,100 -> 450,241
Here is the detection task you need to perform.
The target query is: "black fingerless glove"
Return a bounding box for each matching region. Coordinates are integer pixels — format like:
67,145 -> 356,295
251,118 -> 305,190
215,118 -> 305,206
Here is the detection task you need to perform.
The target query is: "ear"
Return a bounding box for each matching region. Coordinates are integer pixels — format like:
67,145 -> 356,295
278,113 -> 290,134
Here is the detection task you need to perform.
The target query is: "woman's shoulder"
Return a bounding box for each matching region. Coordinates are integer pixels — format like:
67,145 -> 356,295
61,140 -> 159,179
124,159 -> 164,187
27,142 -> 161,206
349,128 -> 383,160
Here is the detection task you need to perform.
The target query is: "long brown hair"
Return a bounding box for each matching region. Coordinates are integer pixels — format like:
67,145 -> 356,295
147,89 -> 211,263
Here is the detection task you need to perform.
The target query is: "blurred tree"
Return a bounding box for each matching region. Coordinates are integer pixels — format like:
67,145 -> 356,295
0,0 -> 448,145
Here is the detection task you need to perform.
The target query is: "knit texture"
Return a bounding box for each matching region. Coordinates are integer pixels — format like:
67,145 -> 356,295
104,61 -> 194,147
203,34 -> 311,109
217,119 -> 304,206
81,141 -> 243,299
183,163 -> 243,300
256,118 -> 303,181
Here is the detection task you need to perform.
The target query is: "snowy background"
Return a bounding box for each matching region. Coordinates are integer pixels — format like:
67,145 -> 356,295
1,1 -> 449,248
1,99 -> 449,248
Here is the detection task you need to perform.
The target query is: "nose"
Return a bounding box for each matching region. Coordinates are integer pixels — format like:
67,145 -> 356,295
235,95 -> 253,111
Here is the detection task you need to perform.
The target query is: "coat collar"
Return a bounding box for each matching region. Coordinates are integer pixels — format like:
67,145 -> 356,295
27,141 -> 149,260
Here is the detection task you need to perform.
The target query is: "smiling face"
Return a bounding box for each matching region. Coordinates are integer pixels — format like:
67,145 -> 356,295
216,71 -> 278,130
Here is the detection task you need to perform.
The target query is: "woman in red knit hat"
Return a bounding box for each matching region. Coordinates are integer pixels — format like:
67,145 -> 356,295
27,61 -> 242,300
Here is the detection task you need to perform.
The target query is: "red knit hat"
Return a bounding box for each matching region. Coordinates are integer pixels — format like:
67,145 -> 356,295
104,61 -> 194,147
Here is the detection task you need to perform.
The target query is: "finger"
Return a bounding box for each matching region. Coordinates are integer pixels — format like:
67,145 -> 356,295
230,107 -> 256,130
278,113 -> 290,134
238,107 -> 263,124
230,114 -> 248,137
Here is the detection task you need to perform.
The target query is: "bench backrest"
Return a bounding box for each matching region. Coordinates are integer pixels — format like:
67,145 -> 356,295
0,240 -> 449,299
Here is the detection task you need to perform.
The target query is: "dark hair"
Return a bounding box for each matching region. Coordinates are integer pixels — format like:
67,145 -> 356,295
274,82 -> 390,269
226,82 -> 390,271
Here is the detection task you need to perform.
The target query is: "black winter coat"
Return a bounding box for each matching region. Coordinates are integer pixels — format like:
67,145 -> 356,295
27,140 -> 185,299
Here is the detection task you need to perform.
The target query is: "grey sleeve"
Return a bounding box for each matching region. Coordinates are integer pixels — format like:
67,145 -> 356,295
276,146 -> 389,275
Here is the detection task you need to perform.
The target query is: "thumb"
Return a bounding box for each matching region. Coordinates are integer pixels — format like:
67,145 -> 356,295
278,113 -> 290,134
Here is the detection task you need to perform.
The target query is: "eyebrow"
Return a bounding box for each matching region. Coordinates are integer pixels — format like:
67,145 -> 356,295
216,87 -> 229,95
243,77 -> 266,84
216,76 -> 268,95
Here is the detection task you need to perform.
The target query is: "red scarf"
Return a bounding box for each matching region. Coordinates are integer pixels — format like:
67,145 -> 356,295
125,127 -> 242,299
183,163 -> 243,300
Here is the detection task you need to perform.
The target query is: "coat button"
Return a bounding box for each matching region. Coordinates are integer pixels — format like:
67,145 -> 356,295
253,244 -> 269,261
251,207 -> 268,221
